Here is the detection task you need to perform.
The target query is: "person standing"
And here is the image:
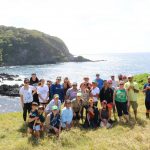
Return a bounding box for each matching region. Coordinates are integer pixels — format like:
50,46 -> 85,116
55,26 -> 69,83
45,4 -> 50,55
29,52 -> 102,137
90,80 -> 100,106
80,77 -> 92,90
113,81 -> 129,123
37,79 -> 49,107
124,75 -> 139,120
29,73 -> 39,104
19,78 -> 36,123
143,76 -> 150,119
110,75 -> 118,89
63,77 -> 72,99
100,80 -> 114,120
50,76 -> 64,103
66,82 -> 79,101
95,74 -> 103,91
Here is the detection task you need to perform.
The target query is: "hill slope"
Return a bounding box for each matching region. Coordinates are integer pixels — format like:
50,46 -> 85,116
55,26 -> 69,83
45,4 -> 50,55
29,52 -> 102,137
0,26 -> 89,66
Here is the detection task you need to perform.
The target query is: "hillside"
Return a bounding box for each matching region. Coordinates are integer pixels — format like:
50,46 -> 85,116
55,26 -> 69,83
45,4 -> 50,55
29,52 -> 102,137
0,92 -> 149,150
0,26 -> 89,66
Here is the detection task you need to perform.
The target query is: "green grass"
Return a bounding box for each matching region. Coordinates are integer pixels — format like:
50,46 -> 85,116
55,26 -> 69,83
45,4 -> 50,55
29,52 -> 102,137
0,92 -> 150,150
0,73 -> 150,150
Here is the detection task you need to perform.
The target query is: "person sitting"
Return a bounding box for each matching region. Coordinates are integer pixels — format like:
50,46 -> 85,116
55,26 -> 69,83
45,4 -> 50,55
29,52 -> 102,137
45,105 -> 61,137
61,100 -> 73,130
99,100 -> 113,128
45,94 -> 61,116
84,98 -> 99,128
28,102 -> 39,138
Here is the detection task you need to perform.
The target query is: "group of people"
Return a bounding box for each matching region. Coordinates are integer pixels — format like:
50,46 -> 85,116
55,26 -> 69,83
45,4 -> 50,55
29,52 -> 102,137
19,73 -> 150,139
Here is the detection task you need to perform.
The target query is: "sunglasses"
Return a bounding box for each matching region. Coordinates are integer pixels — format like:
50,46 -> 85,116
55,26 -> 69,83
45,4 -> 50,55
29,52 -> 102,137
24,82 -> 29,84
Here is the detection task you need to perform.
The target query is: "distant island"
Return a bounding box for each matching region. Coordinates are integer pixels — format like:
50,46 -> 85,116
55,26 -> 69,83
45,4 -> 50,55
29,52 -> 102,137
0,25 -> 90,66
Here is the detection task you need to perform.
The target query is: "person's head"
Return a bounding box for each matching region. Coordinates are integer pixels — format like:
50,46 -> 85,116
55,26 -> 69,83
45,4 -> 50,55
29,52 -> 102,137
96,73 -> 100,79
84,77 -> 89,82
72,82 -> 77,89
107,80 -> 112,88
148,76 -> 150,83
52,105 -> 58,115
39,79 -> 45,86
38,105 -> 44,114
103,80 -> 108,87
102,100 -> 107,109
54,94 -> 59,101
64,77 -> 69,83
31,102 -> 38,110
118,74 -> 123,81
65,100 -> 71,108
31,73 -> 37,81
24,78 -> 30,86
76,92 -> 82,101
89,98 -> 94,107
47,80 -> 52,87
111,75 -> 115,80
128,75 -> 133,82
92,80 -> 97,88
119,81 -> 124,89
56,76 -> 61,84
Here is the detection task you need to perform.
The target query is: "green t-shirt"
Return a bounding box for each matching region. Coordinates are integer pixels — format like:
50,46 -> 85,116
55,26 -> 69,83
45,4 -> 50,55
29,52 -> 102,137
115,89 -> 127,103
124,81 -> 139,102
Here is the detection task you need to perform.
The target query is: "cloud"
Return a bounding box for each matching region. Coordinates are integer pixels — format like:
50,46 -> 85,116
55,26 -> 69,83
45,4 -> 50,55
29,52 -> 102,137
0,0 -> 150,54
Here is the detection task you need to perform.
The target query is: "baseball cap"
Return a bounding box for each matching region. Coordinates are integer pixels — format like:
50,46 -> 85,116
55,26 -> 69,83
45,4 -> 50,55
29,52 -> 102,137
128,75 -> 133,78
65,99 -> 71,104
92,80 -> 97,84
148,76 -> 150,79
52,105 -> 58,110
107,80 -> 112,83
72,82 -> 77,85
38,105 -> 44,109
77,92 -> 82,97
32,102 -> 38,106
102,100 -> 107,104
56,76 -> 61,80
54,94 -> 59,99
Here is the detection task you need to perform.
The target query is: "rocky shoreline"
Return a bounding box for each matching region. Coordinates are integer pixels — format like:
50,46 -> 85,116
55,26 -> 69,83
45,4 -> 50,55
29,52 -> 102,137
0,73 -> 22,97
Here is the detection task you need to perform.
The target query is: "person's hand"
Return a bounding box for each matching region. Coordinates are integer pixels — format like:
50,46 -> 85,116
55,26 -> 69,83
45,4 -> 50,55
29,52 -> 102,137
73,113 -> 76,117
127,101 -> 130,107
35,117 -> 39,120
54,128 -> 59,133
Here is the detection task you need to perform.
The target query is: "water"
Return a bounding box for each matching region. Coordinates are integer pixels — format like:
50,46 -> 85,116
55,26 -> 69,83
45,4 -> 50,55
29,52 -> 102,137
0,52 -> 150,113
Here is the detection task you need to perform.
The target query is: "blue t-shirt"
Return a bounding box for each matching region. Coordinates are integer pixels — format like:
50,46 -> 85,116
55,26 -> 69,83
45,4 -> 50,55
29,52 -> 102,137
144,83 -> 150,102
96,78 -> 103,90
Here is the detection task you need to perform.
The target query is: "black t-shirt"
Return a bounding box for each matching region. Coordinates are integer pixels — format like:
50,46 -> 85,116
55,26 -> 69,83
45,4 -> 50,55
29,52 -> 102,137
99,87 -> 114,103
28,109 -> 38,126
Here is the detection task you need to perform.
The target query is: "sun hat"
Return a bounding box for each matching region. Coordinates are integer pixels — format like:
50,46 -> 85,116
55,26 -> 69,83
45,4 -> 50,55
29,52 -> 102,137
89,98 -> 93,103
32,102 -> 38,106
107,80 -> 112,83
72,82 -> 77,85
77,92 -> 82,97
38,105 -> 44,109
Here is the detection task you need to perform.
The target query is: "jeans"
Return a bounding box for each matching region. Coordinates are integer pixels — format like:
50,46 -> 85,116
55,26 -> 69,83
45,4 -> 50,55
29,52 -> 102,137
23,103 -> 32,121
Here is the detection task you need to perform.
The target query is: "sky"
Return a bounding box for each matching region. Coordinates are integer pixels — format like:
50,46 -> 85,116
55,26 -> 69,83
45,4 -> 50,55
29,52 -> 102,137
0,0 -> 150,55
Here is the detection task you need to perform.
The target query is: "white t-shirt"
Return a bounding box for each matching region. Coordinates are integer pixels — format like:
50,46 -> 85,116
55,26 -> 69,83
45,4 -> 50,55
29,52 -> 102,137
91,87 -> 100,102
112,80 -> 118,89
37,85 -> 49,103
19,86 -> 35,103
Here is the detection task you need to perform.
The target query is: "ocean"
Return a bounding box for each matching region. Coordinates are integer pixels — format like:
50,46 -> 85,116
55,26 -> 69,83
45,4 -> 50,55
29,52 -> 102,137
0,52 -> 150,113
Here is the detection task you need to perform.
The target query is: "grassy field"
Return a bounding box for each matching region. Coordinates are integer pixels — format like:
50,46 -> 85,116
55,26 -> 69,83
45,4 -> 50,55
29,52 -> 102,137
0,92 -> 150,150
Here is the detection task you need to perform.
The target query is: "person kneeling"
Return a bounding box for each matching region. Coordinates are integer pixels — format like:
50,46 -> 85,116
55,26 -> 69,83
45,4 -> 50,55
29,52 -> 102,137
28,102 -> 40,139
61,100 -> 73,130
45,105 -> 61,137
99,100 -> 113,129
84,98 -> 99,128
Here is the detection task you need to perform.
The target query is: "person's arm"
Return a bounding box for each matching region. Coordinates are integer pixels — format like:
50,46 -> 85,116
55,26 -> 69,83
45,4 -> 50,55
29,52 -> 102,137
126,89 -> 130,106
45,114 -> 50,131
133,83 -> 139,93
113,90 -> 116,105
20,94 -> 24,109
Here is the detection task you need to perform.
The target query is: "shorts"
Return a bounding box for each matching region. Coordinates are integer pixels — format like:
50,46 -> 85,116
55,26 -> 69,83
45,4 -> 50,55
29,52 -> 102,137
145,101 -> 150,110
130,101 -> 138,110
33,125 -> 40,131
115,101 -> 128,117
107,103 -> 113,109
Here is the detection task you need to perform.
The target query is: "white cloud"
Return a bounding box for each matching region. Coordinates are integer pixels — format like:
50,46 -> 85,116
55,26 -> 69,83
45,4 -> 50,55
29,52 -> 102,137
0,0 -> 150,54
